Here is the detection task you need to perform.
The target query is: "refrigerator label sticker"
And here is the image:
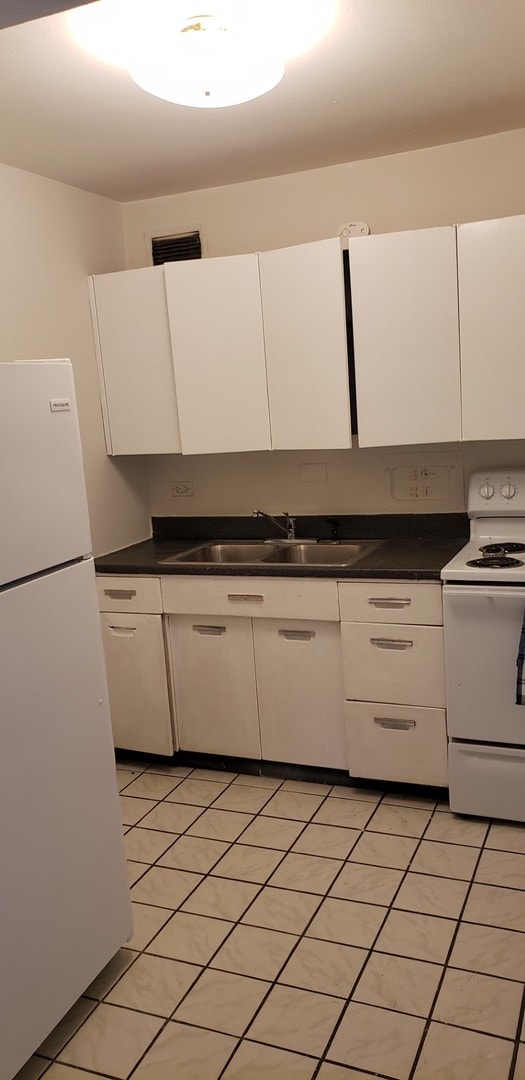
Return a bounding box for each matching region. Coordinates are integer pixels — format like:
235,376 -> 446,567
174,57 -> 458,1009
49,398 -> 71,412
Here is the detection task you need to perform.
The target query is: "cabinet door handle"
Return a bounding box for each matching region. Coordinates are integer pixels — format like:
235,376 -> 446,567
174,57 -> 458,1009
374,717 -> 416,730
108,625 -> 137,635
227,593 -> 264,602
103,588 -> 137,600
369,636 -> 414,650
192,624 -> 227,635
368,597 -> 411,608
278,629 -> 316,641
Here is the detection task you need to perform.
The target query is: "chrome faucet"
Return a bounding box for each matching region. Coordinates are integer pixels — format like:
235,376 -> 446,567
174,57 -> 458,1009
253,509 -> 296,540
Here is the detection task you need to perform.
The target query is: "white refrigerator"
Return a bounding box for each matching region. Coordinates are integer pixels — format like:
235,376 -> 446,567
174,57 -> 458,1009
0,360 -> 132,1080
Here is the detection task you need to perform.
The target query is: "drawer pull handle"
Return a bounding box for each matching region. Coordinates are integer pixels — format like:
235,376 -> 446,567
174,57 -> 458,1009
370,637 -> 413,650
108,625 -> 137,635
193,624 -> 226,636
227,593 -> 264,602
103,588 -> 137,600
368,597 -> 411,607
278,629 -> 316,641
374,717 -> 416,731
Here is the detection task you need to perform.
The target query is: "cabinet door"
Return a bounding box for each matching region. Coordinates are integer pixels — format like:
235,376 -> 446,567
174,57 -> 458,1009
253,619 -> 346,769
90,267 -> 181,455
100,612 -> 174,755
168,615 -> 261,757
165,255 -> 271,454
259,238 -> 352,449
349,226 -> 461,447
458,215 -> 525,440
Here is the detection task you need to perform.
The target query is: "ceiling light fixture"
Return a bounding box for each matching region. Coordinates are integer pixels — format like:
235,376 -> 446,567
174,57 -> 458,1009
67,0 -> 338,109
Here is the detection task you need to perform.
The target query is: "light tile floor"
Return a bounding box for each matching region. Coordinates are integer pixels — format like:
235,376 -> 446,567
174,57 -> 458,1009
16,760 -> 525,1080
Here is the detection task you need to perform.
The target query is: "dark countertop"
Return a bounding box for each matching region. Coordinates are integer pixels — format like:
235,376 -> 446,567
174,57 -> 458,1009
95,514 -> 468,581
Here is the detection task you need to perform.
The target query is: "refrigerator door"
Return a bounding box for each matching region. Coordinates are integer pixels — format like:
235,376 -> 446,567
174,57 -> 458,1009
0,558 -> 131,1078
0,360 -> 92,586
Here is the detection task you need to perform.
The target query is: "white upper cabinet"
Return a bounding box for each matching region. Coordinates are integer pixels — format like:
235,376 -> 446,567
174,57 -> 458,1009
90,266 -> 181,455
349,226 -> 461,447
259,238 -> 352,450
164,253 -> 271,455
458,214 -> 525,441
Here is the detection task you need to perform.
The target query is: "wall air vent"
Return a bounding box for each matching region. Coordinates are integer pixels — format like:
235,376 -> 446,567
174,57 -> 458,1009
152,230 -> 202,265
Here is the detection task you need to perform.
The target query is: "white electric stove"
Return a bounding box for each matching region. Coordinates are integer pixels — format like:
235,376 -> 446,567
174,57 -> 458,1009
441,469 -> 525,823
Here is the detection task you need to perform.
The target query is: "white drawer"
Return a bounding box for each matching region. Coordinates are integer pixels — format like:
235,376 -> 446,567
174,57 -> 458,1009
341,622 -> 445,708
161,576 -> 339,620
345,701 -> 448,786
338,581 -> 442,625
96,575 -> 163,613
448,742 -> 525,821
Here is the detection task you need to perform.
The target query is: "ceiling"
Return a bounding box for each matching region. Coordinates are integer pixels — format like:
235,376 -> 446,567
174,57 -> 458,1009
1,0 -> 525,203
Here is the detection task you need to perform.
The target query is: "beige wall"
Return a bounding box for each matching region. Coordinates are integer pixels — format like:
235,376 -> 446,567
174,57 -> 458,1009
0,162 -> 150,554
123,127 -> 525,265
122,128 -> 525,520
148,442 -> 525,520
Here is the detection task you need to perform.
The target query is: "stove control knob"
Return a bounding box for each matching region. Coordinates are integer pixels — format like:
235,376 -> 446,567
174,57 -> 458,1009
479,482 -> 495,500
501,482 -> 517,500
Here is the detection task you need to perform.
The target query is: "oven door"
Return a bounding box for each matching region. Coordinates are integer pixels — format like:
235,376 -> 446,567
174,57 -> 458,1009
443,583 -> 525,744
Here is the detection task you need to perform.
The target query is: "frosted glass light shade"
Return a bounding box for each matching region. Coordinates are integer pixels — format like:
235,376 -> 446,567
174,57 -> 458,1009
68,0 -> 338,108
129,16 -> 284,108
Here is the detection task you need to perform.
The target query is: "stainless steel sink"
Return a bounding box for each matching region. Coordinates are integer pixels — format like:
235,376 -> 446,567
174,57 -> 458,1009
263,541 -> 383,566
160,539 -> 383,566
160,542 -> 282,565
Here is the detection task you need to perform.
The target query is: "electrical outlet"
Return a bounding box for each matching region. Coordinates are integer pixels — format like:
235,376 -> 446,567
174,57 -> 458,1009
171,481 -> 194,497
389,466 -> 449,501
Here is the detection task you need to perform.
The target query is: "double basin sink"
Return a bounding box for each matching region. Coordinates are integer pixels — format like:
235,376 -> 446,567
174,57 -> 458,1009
161,539 -> 383,568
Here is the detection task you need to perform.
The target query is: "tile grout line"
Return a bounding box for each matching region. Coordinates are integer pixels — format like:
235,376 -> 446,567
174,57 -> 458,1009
123,786 -> 323,1080
38,762 -> 525,1080
82,794 -> 475,1071
69,770 -> 338,1079
508,983 -> 525,1080
314,798 -> 444,1077
405,813 -> 503,1080
210,782 -> 347,1078
128,779 -> 384,1078
313,794 -> 503,1076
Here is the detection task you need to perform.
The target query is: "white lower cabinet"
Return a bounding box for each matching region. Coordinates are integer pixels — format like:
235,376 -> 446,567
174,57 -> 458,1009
339,581 -> 448,786
167,615 -> 260,758
345,702 -> 448,787
97,575 -> 175,756
253,619 -> 346,769
100,612 -> 174,755
341,622 -> 445,708
163,578 -> 345,768
97,571 -> 447,783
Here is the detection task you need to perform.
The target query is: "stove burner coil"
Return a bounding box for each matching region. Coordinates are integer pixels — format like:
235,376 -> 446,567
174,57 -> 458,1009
480,542 -> 525,555
467,556 -> 524,569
